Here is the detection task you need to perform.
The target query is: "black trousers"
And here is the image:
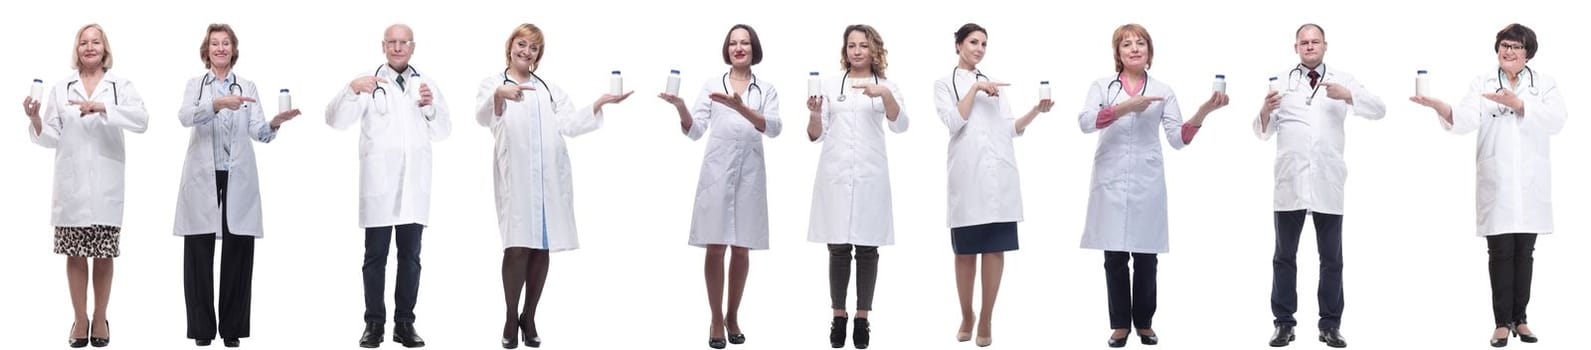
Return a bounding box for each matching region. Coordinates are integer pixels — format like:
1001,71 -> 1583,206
1270,210 -> 1344,329
183,171 -> 256,340
828,244 -> 879,311
1104,251 -> 1157,329
364,223 -> 424,323
1487,233 -> 1536,327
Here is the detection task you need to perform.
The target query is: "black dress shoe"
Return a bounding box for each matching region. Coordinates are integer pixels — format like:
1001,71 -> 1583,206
360,321 -> 385,348
69,322 -> 89,348
853,318 -> 870,349
196,339 -> 213,346
521,316 -> 541,348
1269,325 -> 1295,347
708,338 -> 727,349
1318,328 -> 1347,348
728,332 -> 746,344
223,338 -> 241,348
829,316 -> 847,348
1512,324 -> 1538,343
1491,333 -> 1508,348
393,322 -> 427,348
89,320 -> 110,348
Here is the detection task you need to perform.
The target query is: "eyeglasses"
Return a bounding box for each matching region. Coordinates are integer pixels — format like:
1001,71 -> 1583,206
1498,42 -> 1526,52
383,40 -> 415,47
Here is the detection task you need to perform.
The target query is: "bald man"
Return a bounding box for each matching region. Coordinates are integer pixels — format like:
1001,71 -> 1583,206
326,23 -> 451,349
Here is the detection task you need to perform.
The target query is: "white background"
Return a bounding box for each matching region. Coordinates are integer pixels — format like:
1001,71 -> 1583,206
1,0 -> 1585,349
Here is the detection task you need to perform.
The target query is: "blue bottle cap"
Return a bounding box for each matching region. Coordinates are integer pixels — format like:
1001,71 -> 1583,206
1417,70 -> 1428,74
670,69 -> 680,74
1215,74 -> 1226,79
280,89 -> 290,93
1040,81 -> 1049,84
810,72 -> 820,76
612,70 -> 621,74
1269,76 -> 1279,81
34,79 -> 44,83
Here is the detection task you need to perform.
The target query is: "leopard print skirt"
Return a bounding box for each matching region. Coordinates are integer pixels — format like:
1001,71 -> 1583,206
54,225 -> 121,258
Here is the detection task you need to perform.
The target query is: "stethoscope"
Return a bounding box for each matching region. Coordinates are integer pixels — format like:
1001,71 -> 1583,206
502,68 -> 555,105
949,67 -> 990,102
372,64 -> 422,97
720,72 -> 765,113
1098,73 -> 1149,108
64,80 -> 119,106
835,69 -> 879,103
1486,66 -> 1539,117
1287,64 -> 1327,106
196,72 -> 245,106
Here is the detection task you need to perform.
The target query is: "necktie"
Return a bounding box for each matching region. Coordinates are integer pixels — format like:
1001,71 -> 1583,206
395,74 -> 407,91
1307,70 -> 1320,90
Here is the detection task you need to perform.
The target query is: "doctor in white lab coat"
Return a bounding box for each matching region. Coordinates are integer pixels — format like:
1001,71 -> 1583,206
656,24 -> 781,349
21,24 -> 148,347
1075,24 -> 1228,346
1254,24 -> 1385,348
1409,23 -> 1565,346
932,23 -> 1051,348
325,24 -> 450,348
804,24 -> 906,349
172,24 -> 303,347
475,23 -> 633,349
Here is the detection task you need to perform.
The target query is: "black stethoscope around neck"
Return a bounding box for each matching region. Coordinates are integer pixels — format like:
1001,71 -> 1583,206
835,69 -> 879,102
720,72 -> 764,113
1494,66 -> 1539,95
502,67 -> 554,105
1287,63 -> 1327,105
950,67 -> 990,102
1099,72 -> 1149,107
373,64 -> 421,98
196,71 -> 245,105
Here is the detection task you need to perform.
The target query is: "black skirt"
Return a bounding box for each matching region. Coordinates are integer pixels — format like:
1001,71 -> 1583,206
950,222 -> 1019,255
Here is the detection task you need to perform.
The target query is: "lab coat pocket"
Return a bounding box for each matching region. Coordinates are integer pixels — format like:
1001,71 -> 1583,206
359,153 -> 393,198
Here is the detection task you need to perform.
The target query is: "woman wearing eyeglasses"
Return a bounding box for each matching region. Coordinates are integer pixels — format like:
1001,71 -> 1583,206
931,22 -> 1052,348
1409,23 -> 1566,348
475,23 -> 632,349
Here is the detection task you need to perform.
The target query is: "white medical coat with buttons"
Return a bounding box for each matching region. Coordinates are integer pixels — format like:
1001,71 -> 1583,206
1442,68 -> 1566,237
28,71 -> 149,228
686,73 -> 782,250
174,73 -> 277,237
475,74 -> 602,251
326,65 -> 452,228
1251,65 -> 1385,215
1076,76 -> 1185,254
807,74 -> 909,247
934,68 -> 1024,228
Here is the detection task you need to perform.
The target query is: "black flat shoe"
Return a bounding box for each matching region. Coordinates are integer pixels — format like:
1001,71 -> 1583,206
196,339 -> 213,346
728,333 -> 745,345
393,322 -> 426,348
829,316 -> 847,348
89,320 -> 110,348
223,338 -> 241,348
708,338 -> 727,349
1139,332 -> 1160,345
521,315 -> 541,348
1107,335 -> 1128,348
1512,324 -> 1538,343
68,321 -> 89,348
852,318 -> 870,349
1269,325 -> 1295,347
1318,328 -> 1347,348
359,321 -> 385,348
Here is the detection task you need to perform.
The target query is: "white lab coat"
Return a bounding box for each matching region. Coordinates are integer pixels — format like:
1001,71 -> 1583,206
807,74 -> 909,246
1251,65 -> 1385,215
1441,68 -> 1566,236
27,71 -> 149,227
685,73 -> 782,250
475,74 -> 603,251
1076,76 -> 1186,254
934,68 -> 1024,228
173,73 -> 277,237
326,65 -> 452,228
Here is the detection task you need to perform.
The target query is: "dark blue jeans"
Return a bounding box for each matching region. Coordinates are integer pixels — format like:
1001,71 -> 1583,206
364,224 -> 424,323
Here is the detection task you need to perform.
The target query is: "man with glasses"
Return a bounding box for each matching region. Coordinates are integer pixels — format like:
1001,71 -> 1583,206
1252,23 -> 1385,348
325,23 -> 452,348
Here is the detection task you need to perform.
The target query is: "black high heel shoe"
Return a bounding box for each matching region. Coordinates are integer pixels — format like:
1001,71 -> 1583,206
1490,326 -> 1509,348
502,317 -> 518,349
728,332 -> 746,345
89,320 -> 110,348
852,318 -> 871,349
68,321 -> 89,348
1512,323 -> 1538,343
708,338 -> 727,349
829,316 -> 847,348
1108,330 -> 1129,348
521,315 -> 541,348
1138,329 -> 1160,345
